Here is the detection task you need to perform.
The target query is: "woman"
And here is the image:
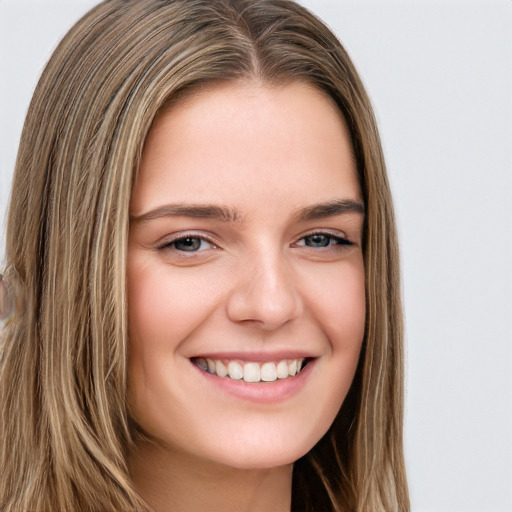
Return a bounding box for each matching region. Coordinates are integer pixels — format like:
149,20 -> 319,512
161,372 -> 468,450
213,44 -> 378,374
0,0 -> 408,510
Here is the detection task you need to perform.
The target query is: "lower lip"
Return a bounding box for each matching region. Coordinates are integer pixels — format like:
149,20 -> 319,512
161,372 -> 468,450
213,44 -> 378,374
191,360 -> 315,404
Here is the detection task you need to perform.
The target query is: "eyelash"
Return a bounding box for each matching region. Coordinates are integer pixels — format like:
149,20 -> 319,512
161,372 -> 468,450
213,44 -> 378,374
156,231 -> 353,254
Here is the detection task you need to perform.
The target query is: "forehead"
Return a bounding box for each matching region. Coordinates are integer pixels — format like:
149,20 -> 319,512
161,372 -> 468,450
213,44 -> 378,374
131,81 -> 360,217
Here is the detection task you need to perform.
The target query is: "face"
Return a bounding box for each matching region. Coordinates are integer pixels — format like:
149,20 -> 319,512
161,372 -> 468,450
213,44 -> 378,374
127,82 -> 365,470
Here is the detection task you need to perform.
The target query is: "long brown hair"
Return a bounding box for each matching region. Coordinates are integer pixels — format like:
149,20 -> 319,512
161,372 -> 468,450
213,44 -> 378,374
0,1 -> 408,510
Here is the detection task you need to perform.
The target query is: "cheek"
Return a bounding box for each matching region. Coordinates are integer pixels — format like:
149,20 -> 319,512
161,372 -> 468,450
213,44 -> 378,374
326,261 -> 366,390
126,256 -> 232,433
331,270 -> 366,348
303,257 -> 366,349
126,259 -> 206,411
297,258 -> 365,436
127,259 -> 220,352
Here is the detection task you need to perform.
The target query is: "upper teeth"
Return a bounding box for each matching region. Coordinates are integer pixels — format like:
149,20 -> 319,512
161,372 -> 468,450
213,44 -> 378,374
194,358 -> 306,383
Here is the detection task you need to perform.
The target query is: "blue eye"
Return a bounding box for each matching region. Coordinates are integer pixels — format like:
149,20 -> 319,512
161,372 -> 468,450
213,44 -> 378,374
161,236 -> 215,252
298,233 -> 351,248
174,237 -> 202,252
304,234 -> 334,248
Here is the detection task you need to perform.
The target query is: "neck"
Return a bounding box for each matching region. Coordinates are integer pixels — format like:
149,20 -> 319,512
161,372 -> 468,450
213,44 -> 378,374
129,439 -> 293,512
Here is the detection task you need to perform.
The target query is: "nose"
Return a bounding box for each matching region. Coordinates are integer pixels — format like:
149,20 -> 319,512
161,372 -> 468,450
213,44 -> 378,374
226,249 -> 303,330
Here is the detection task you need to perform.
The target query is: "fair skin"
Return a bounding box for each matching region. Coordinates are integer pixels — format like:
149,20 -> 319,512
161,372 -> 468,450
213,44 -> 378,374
127,81 -> 365,512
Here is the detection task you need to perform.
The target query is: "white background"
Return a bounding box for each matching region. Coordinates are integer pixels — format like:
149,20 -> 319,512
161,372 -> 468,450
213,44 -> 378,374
1,1 -> 511,511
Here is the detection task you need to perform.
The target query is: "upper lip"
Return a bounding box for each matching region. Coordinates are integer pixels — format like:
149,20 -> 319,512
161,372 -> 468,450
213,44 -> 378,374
189,351 -> 318,362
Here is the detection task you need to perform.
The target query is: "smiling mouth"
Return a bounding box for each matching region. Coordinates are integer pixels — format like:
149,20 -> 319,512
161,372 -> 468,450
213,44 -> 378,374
192,357 -> 309,383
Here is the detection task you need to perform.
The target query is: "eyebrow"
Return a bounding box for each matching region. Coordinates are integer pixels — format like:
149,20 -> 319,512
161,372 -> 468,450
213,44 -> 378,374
131,199 -> 365,224
131,204 -> 242,223
296,199 -> 365,221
